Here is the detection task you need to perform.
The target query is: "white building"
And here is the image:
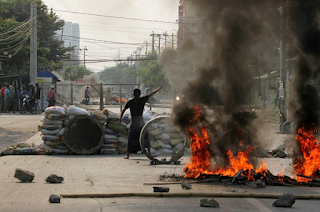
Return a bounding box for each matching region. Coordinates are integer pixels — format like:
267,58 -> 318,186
56,21 -> 80,60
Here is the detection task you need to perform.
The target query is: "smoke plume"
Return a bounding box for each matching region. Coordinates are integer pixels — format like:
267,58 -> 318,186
171,0 -> 279,168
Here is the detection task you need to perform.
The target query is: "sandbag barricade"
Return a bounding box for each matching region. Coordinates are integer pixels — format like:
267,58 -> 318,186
39,106 -> 69,155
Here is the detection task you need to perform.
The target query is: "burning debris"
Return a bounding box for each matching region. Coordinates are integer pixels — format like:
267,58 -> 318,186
170,0 -> 320,185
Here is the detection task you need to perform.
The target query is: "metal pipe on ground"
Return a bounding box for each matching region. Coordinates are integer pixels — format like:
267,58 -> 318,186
60,192 -> 320,199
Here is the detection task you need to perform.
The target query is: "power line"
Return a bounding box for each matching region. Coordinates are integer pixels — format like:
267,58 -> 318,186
66,57 -> 157,64
61,35 -> 144,46
53,9 -> 176,24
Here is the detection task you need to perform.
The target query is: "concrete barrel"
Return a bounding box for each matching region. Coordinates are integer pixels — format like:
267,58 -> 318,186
65,115 -> 104,155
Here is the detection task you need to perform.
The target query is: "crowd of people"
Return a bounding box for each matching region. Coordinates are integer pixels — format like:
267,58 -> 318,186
0,82 -> 56,113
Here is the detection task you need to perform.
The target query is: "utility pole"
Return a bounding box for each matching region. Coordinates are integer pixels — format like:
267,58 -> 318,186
163,32 -> 168,49
30,3 -> 37,83
279,0 -> 288,130
172,33 -> 174,50
80,46 -> 88,67
150,32 -> 155,53
156,34 -> 161,54
145,41 -> 148,56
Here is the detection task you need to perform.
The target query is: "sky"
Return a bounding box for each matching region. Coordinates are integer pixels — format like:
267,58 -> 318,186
42,0 -> 180,72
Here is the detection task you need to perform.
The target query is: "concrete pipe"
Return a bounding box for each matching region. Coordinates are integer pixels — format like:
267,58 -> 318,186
65,115 -> 104,155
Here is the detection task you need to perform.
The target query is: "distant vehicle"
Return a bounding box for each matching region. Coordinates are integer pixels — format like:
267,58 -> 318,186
20,95 -> 36,114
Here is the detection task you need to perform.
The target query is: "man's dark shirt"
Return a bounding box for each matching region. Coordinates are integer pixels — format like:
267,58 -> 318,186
35,87 -> 41,99
125,96 -> 149,117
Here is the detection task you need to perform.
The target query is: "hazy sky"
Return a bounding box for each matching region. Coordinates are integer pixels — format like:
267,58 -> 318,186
42,0 -> 180,72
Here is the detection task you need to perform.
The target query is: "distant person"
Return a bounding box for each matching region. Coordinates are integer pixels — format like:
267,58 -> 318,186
0,83 -> 6,112
85,86 -> 90,105
35,83 -> 41,113
118,86 -> 162,159
5,85 -> 15,113
28,83 -> 36,110
47,85 -> 56,107
19,85 -> 27,111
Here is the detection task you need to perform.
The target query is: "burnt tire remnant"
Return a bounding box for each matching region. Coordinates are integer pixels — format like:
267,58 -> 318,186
65,115 -> 104,155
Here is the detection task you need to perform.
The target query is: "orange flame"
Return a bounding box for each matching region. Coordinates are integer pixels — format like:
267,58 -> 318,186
294,125 -> 320,179
183,106 -> 269,180
113,96 -> 128,103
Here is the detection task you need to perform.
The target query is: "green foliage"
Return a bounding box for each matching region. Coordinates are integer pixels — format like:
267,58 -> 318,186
98,63 -> 137,84
139,55 -> 169,89
63,65 -> 93,80
0,0 -> 72,76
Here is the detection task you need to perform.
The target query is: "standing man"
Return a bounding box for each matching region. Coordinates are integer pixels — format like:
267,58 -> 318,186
47,85 -> 56,107
35,83 -> 41,113
0,83 -> 6,112
85,86 -> 90,105
118,86 -> 162,159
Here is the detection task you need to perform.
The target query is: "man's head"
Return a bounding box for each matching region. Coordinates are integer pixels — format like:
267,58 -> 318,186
133,88 -> 141,99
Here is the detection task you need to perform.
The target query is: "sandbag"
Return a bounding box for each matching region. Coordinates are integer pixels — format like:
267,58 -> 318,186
13,147 -> 35,155
158,148 -> 174,155
48,149 -> 70,155
148,128 -> 162,136
41,128 -> 60,135
118,142 -> 127,154
57,128 -> 65,136
41,125 -> 63,130
45,106 -> 66,116
103,139 -> 118,145
16,142 -> 34,148
107,112 -> 120,122
155,133 -> 170,141
101,143 -> 118,149
118,136 -> 128,144
100,148 -> 118,154
67,105 -> 89,116
68,114 -> 76,120
170,138 -> 185,146
91,110 -> 108,121
174,143 -> 184,151
46,113 -> 65,120
104,134 -> 118,140
42,118 -> 64,125
164,144 -> 173,150
42,135 -> 60,142
143,110 -> 153,121
105,128 -> 116,135
106,122 -> 128,135
168,132 -> 184,139
164,126 -> 180,133
152,140 -> 166,150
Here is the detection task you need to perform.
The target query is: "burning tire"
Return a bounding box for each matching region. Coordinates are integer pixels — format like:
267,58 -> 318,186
140,115 -> 187,164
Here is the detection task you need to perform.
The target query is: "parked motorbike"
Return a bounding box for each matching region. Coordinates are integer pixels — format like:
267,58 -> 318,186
20,95 -> 37,114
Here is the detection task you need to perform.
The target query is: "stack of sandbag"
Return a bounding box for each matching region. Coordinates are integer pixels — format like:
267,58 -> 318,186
102,111 -> 129,154
40,106 -> 70,155
146,117 -> 190,156
91,108 -> 109,125
101,128 -> 119,154
0,142 -> 36,156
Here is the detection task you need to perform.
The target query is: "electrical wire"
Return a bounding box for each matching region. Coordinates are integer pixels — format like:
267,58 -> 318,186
53,9 -> 176,24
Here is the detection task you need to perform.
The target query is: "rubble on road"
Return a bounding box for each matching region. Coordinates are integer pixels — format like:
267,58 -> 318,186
153,187 -> 170,192
247,179 -> 265,189
49,194 -> 61,203
200,199 -> 219,207
14,168 -> 35,182
45,174 -> 64,183
181,180 -> 192,190
272,193 -> 295,207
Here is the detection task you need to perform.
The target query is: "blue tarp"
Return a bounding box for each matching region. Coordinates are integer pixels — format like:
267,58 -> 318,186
37,70 -> 58,79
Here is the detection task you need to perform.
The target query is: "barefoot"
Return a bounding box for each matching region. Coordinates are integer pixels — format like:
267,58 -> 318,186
124,156 -> 129,159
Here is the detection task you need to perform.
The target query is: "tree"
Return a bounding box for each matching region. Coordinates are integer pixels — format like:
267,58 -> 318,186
138,53 -> 170,89
63,65 -> 93,81
0,0 -> 72,76
98,63 -> 137,84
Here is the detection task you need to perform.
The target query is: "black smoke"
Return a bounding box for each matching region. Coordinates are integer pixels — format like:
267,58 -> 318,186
172,0 -> 279,169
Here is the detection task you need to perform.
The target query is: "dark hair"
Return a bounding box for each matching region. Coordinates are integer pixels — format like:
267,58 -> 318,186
133,88 -> 141,99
